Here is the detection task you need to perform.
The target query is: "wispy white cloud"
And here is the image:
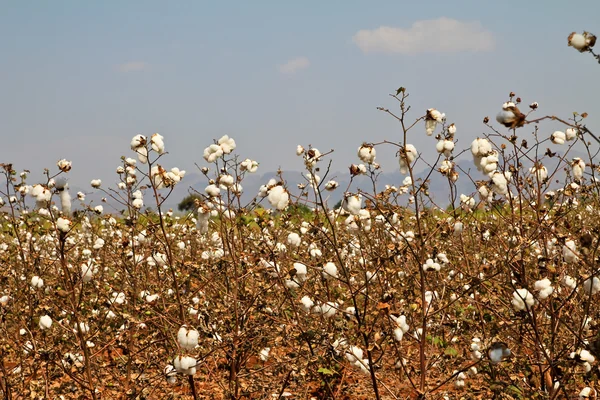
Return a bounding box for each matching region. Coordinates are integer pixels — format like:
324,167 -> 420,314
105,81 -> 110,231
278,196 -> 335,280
278,57 -> 310,74
116,61 -> 148,73
353,18 -> 494,54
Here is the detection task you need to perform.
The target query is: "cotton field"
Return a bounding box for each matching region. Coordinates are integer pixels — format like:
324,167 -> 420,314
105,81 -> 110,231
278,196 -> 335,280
1,31 -> 600,398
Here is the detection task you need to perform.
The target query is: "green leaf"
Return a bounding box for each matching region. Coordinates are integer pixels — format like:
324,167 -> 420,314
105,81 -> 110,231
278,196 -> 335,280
317,367 -> 334,376
396,87 -> 406,96
444,347 -> 458,357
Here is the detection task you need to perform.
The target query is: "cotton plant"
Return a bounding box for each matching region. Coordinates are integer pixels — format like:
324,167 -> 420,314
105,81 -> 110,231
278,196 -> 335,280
398,144 -> 417,174
425,108 -> 445,136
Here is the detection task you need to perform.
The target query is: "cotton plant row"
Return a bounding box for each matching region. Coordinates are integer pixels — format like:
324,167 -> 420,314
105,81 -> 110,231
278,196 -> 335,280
0,92 -> 599,398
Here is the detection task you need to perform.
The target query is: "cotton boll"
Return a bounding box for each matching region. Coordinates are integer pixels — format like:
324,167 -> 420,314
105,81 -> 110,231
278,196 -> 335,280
150,133 -> 165,154
39,315 -> 52,330
342,194 -> 362,215
300,296 -> 314,312
203,144 -> 224,163
322,262 -> 338,279
534,278 -> 553,299
551,131 -> 566,145
566,128 -> 578,141
324,180 -> 339,191
562,240 -> 579,263
56,217 -> 71,233
572,158 -> 585,180
488,343 -> 510,364
31,276 -> 44,289
583,276 -> 600,295
315,301 -> 338,318
90,179 -> 102,188
177,325 -> 199,351
205,184 -> 220,197
173,355 -> 197,375
399,144 -> 418,174
357,144 -> 376,164
267,185 -> 289,210
512,288 -> 534,311
562,275 -> 577,290
240,159 -> 259,173
579,387 -> 595,399
292,262 -> 308,282
218,135 -> 236,154
530,164 -> 548,182
491,172 -> 509,196
287,232 -> 301,247
422,258 -> 441,272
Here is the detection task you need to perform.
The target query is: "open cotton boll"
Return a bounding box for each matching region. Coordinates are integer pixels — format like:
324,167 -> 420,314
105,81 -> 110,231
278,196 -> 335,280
240,159 -> 259,173
173,355 -> 197,375
399,144 -> 417,174
566,128 -> 578,141
292,262 -> 308,282
300,296 -> 314,312
267,185 -> 289,210
177,325 -> 199,351
342,194 -> 362,216
39,315 -> 52,330
322,262 -> 338,279
488,342 -> 511,364
203,144 -> 223,163
530,164 -> 548,182
287,233 -> 301,247
422,258 -> 441,272
56,217 -> 72,233
551,131 -> 566,145
562,240 -> 579,263
314,301 -> 338,318
534,278 -> 553,299
357,144 -> 376,164
435,140 -> 455,157
512,288 -> 535,311
150,133 -> 165,154
218,135 -> 236,154
572,158 -> 585,180
583,276 -> 600,295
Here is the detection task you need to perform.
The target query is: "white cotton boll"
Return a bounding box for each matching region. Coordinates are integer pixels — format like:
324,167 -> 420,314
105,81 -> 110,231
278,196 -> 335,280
512,288 -> 535,311
90,179 -> 102,189
566,128 -> 578,141
322,262 -> 338,279
218,135 -> 236,154
402,176 -> 412,186
296,145 -> 304,156
562,275 -> 577,290
93,205 -> 103,214
399,144 -> 417,174
287,233 -> 301,247
357,144 -> 376,164
218,174 -> 235,188
342,194 -> 362,215
0,295 -> 9,306
203,144 -> 224,163
530,165 -> 548,182
551,131 -> 566,145
173,355 -> 197,375
393,327 -> 404,342
534,278 -> 553,299
56,217 -> 71,233
31,276 -> 44,289
316,302 -> 338,318
436,140 -> 454,157
80,262 -> 97,283
572,158 -> 585,180
177,325 -> 199,351
488,343 -> 511,364
425,119 -> 437,136
39,315 -> 52,330
259,347 -> 270,361
76,322 -> 90,334
580,387 -> 595,399
240,159 -> 259,173
150,133 -> 165,154
132,198 -> 144,209
471,138 -> 492,156
583,277 -> 600,295
205,184 -> 220,197
563,240 -> 579,263
300,296 -> 314,312
292,262 -> 308,282
422,258 -> 441,272
491,172 -> 509,195
58,189 -> 72,216
453,221 -> 464,235
324,180 -> 339,191
136,146 -> 148,164
569,33 -> 587,51
267,185 -> 289,210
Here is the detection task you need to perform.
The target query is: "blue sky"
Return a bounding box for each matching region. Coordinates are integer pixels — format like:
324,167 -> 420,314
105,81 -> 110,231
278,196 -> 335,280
1,1 -> 599,191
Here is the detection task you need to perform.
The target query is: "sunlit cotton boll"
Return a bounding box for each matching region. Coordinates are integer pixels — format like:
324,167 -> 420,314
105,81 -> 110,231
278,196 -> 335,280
488,342 -> 511,364
530,164 -> 548,182
322,262 -> 339,279
583,277 -> 600,295
566,128 -> 578,141
314,301 -> 338,318
399,144 -> 417,174
422,258 -> 441,272
562,240 -> 579,263
436,140 -> 455,157
39,315 -> 52,330
425,108 -> 445,136
551,131 -> 566,145
300,296 -> 314,312
357,144 -> 376,164
177,325 -> 199,351
90,179 -> 102,189
218,135 -> 236,154
267,185 -> 289,210
287,232 -> 301,247
150,133 -> 165,154
533,278 -> 553,299
56,217 -> 72,233
491,172 -> 509,196
240,159 -> 259,173
512,288 -> 535,311
342,194 -> 362,215
203,144 -> 223,163
579,387 -> 596,399
173,355 -> 197,375
572,158 -> 585,180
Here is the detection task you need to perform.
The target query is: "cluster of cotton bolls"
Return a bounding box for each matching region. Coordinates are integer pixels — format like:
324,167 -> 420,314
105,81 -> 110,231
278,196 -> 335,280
357,143 -> 376,164
551,128 -> 578,145
533,278 -> 553,299
471,138 -> 498,177
257,179 -> 289,210
203,135 -> 236,163
511,288 -> 535,311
